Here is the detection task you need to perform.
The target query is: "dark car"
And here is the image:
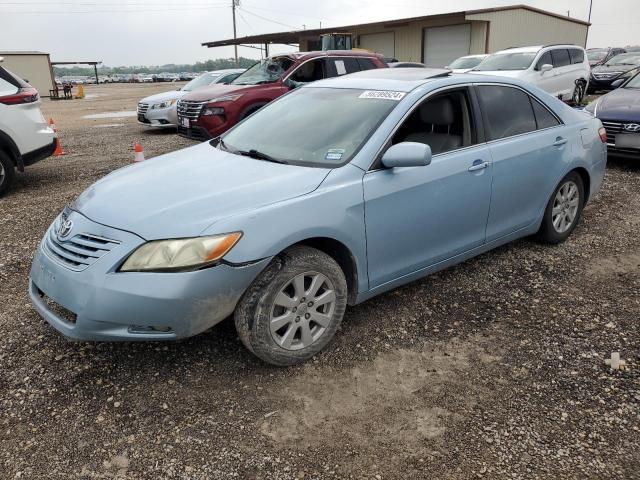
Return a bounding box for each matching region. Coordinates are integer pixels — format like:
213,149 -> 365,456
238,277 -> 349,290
586,47 -> 626,67
585,70 -> 640,158
176,51 -> 387,141
589,53 -> 640,92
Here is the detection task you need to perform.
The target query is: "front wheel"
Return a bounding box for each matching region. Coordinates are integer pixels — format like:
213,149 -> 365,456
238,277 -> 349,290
235,246 -> 348,366
536,172 -> 584,244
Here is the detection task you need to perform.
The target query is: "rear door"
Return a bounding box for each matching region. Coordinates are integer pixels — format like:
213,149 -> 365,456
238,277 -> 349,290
550,48 -> 573,99
475,84 -> 568,241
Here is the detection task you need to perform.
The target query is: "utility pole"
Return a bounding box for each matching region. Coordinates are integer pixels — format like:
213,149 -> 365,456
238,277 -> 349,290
232,0 -> 239,67
585,0 -> 593,46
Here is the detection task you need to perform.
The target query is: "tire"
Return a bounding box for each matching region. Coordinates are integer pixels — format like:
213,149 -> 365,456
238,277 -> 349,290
572,82 -> 585,105
0,149 -> 16,197
536,171 -> 584,244
234,246 -> 348,366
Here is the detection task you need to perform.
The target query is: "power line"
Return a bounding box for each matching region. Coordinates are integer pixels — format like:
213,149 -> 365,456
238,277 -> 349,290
0,5 -> 228,13
238,6 -> 298,30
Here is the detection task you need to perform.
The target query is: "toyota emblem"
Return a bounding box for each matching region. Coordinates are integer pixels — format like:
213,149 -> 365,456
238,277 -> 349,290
57,218 -> 74,239
624,123 -> 640,132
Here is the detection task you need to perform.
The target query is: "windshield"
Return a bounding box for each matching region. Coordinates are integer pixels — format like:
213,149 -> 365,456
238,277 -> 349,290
182,73 -> 219,91
230,56 -> 294,85
449,56 -> 484,69
624,72 -> 640,88
607,54 -> 640,66
473,52 -> 537,71
587,49 -> 608,61
221,88 -> 400,167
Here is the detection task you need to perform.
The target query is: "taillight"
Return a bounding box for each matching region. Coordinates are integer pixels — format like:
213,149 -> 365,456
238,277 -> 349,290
598,126 -> 608,143
0,87 -> 39,105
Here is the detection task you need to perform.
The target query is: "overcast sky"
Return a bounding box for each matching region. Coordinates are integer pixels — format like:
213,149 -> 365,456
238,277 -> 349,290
0,0 -> 638,66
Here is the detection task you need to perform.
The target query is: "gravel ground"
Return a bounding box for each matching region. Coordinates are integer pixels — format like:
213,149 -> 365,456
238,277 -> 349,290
0,83 -> 639,480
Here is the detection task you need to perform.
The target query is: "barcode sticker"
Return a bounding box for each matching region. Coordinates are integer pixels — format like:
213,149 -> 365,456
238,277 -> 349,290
358,90 -> 406,101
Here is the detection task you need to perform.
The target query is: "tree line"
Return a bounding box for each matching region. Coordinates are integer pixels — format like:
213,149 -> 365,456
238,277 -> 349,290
53,57 -> 257,76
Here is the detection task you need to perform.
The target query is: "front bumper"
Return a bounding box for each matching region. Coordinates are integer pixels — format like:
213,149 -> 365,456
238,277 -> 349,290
138,105 -> 178,128
29,211 -> 270,341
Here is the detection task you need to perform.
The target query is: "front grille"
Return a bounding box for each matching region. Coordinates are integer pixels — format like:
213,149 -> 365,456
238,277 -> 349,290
177,125 -> 211,141
43,228 -> 120,272
177,100 -> 207,120
137,102 -> 149,115
602,120 -> 624,145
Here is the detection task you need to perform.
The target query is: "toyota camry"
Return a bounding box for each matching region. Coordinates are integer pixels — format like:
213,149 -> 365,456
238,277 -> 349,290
30,68 -> 607,366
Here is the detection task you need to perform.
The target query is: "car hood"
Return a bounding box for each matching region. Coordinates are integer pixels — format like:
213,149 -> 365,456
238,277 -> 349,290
592,64 -> 636,74
595,87 -> 640,122
140,90 -> 185,104
180,83 -> 270,102
468,70 -> 526,79
74,143 -> 330,239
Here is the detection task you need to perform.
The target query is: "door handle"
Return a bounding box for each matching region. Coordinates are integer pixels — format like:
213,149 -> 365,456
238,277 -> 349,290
468,161 -> 490,172
553,137 -> 568,147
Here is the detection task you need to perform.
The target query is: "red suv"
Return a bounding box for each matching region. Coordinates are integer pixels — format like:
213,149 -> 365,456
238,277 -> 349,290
177,50 -> 387,140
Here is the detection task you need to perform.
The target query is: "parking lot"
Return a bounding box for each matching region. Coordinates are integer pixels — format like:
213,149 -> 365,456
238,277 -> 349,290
0,82 -> 639,479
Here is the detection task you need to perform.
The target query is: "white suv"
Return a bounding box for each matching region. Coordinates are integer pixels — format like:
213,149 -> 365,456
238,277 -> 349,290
0,60 -> 56,196
471,45 -> 590,104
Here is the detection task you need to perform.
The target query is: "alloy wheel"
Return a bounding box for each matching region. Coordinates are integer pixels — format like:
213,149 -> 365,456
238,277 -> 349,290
573,84 -> 584,104
0,162 -> 5,186
269,271 -> 336,351
552,180 -> 580,233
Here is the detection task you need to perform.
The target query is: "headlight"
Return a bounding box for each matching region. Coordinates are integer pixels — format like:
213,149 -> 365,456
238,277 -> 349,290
151,99 -> 177,109
202,106 -> 225,116
120,232 -> 242,272
208,93 -> 243,103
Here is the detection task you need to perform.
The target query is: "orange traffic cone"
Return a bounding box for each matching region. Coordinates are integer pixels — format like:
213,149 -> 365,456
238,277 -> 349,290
133,143 -> 145,163
49,118 -> 66,156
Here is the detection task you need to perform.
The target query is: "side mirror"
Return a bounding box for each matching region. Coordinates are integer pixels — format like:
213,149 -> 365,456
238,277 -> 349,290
540,64 -> 553,74
381,142 -> 432,168
611,78 -> 625,89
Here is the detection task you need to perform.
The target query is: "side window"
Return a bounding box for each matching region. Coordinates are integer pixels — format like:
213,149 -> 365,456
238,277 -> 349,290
551,49 -> 571,68
357,58 -> 376,71
0,77 -> 18,96
477,85 -> 536,140
290,59 -> 326,83
391,89 -> 476,155
333,58 -> 360,76
569,49 -> 585,64
536,52 -> 553,70
530,97 -> 561,129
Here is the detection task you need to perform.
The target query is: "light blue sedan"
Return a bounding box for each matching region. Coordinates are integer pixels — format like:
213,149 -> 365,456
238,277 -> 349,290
29,69 -> 607,365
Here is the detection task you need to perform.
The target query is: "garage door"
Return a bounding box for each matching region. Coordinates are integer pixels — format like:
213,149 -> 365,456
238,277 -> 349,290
423,24 -> 471,68
359,32 -> 395,59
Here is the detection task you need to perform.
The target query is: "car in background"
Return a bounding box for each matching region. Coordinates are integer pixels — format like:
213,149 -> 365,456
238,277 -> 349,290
30,69 -> 606,365
585,70 -> 640,158
137,69 -> 245,128
446,54 -> 488,73
0,60 -> 56,196
388,62 -> 426,68
587,47 -> 626,67
588,53 -> 640,92
140,75 -> 154,83
471,45 -> 590,104
177,50 -> 387,140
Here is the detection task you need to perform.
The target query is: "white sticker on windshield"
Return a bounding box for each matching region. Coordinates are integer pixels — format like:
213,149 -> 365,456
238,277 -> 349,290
359,90 -> 406,101
325,149 -> 345,161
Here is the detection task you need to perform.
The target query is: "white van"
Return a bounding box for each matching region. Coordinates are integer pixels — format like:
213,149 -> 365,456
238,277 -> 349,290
471,45 -> 591,104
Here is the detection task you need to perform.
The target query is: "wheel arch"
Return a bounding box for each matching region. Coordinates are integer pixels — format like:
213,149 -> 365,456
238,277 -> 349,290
0,129 -> 22,170
287,237 -> 359,305
571,166 -> 591,203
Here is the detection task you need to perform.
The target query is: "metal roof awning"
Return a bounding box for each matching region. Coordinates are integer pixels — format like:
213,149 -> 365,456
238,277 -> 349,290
51,61 -> 103,84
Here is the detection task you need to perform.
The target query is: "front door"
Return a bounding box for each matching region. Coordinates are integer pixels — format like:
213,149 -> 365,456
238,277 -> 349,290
363,88 -> 492,289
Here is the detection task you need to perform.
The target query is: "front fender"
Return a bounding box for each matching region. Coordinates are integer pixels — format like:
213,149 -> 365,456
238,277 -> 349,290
205,164 -> 369,294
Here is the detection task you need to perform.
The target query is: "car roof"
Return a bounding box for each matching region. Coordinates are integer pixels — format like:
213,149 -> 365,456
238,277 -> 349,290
286,50 -> 384,60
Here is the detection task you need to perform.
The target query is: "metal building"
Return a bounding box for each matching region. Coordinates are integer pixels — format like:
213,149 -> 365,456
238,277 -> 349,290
203,4 -> 590,67
0,51 -> 55,97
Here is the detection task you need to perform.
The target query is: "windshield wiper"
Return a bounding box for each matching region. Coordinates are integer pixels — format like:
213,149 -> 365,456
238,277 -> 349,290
237,149 -> 288,164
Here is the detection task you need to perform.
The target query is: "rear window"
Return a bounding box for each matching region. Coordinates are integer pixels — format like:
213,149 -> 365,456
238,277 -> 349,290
0,66 -> 29,92
357,58 -> 377,71
551,49 -> 571,68
569,49 -> 585,64
477,85 -> 537,140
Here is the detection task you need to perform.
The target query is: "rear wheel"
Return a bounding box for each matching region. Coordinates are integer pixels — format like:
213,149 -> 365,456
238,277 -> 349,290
0,150 -> 15,197
235,246 -> 348,366
536,171 -> 584,244
572,82 -> 585,104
